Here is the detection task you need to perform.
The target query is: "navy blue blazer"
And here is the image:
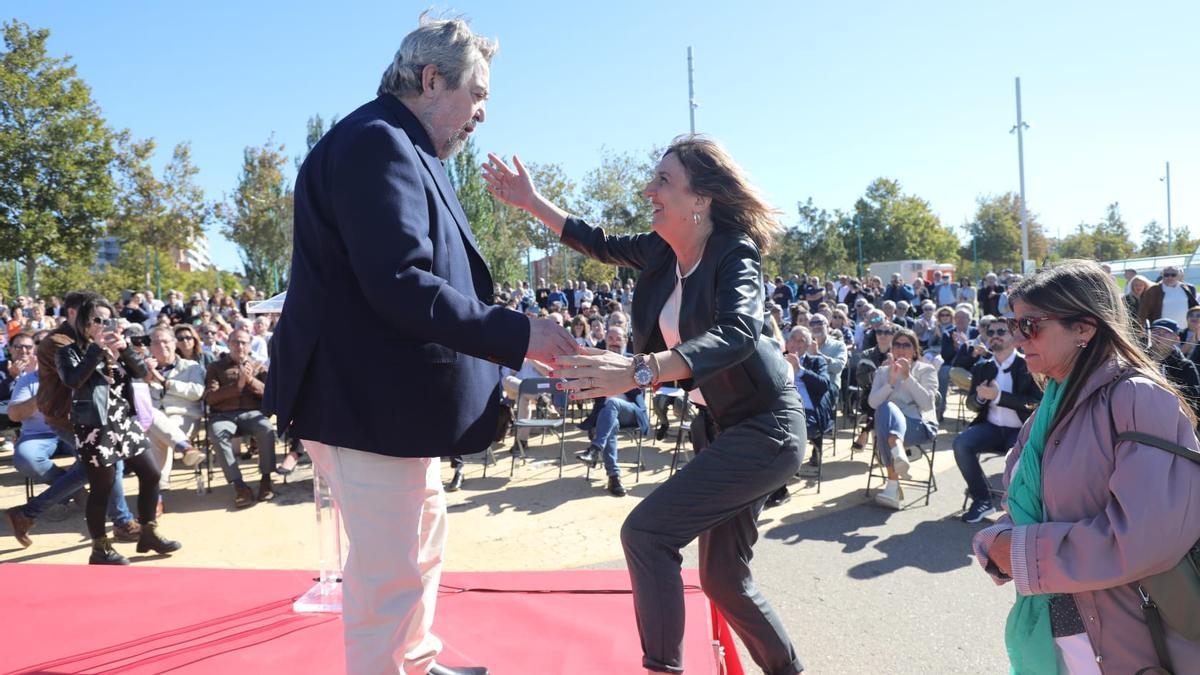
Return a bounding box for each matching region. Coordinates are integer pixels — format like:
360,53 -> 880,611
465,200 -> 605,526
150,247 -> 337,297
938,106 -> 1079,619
264,95 -> 529,458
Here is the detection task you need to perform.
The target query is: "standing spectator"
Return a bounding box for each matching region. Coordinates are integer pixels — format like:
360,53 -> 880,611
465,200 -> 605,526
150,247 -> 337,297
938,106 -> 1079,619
1138,265 -> 1199,326
6,292 -> 141,550
771,275 -> 794,310
978,273 -> 1004,317
972,260 -> 1200,673
546,282 -> 567,310
911,277 -> 931,305
882,273 -> 916,304
957,275 -> 977,310
55,296 -> 181,565
931,270 -> 958,307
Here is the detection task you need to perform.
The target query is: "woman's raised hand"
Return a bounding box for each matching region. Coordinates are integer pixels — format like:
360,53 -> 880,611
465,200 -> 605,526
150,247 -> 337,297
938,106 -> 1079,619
482,153 -> 536,211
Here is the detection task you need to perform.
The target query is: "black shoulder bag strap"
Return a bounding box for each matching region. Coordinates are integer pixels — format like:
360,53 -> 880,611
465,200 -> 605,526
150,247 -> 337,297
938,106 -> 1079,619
1108,373 -> 1200,675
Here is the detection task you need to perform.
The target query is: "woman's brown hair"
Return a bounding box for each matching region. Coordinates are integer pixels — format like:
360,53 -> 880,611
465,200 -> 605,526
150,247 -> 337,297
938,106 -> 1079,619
1008,259 -> 1197,429
665,135 -> 782,254
173,324 -> 202,359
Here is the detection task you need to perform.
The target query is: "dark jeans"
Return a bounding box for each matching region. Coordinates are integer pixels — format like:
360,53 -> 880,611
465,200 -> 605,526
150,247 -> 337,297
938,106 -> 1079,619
621,406 -> 805,675
591,396 -> 642,477
953,421 -> 1020,502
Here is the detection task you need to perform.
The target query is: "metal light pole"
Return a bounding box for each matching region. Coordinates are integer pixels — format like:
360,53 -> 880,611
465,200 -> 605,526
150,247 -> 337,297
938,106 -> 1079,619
687,47 -> 697,134
855,214 -> 864,278
1011,77 -> 1030,272
1162,161 -> 1174,255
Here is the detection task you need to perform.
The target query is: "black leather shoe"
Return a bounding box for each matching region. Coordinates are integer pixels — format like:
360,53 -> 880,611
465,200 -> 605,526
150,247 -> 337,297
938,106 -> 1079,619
445,468 -> 464,492
575,445 -> 601,467
764,486 -> 791,509
607,475 -> 627,497
655,420 -> 669,442
90,537 -> 130,565
428,664 -> 488,675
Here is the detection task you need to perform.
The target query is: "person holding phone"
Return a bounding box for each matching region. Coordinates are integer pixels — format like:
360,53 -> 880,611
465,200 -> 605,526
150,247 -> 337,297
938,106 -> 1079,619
56,296 -> 182,565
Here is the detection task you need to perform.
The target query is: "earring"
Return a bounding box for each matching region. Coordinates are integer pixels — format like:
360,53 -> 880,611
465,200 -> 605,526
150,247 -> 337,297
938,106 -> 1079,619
1077,341 -> 1088,349
692,212 -> 700,226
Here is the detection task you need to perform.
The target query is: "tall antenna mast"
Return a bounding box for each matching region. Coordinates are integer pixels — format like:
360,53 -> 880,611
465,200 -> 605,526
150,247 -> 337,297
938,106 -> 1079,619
687,46 -> 697,133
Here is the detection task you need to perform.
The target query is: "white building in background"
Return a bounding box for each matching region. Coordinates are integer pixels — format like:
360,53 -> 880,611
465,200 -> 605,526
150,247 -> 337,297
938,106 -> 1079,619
171,230 -> 213,272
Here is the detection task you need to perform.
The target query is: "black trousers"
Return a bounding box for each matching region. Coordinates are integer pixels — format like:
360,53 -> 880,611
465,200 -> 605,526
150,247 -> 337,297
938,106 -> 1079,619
620,405 -> 806,674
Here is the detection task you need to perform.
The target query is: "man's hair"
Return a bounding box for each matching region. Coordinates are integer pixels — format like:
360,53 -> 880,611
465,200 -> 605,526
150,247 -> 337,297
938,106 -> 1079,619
149,325 -> 175,341
378,12 -> 498,99
10,331 -> 34,346
788,326 -> 812,343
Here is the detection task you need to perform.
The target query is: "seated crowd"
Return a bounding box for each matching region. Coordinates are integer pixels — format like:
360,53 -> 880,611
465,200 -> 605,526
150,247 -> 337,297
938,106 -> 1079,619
5,262 -> 1200,564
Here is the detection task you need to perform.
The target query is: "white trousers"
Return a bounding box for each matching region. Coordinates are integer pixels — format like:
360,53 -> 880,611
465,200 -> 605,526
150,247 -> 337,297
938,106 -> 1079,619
305,441 -> 447,675
146,409 -> 197,490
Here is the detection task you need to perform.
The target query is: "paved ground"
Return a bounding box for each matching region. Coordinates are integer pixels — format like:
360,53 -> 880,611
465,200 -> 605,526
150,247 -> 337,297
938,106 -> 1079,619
0,392 -> 1014,673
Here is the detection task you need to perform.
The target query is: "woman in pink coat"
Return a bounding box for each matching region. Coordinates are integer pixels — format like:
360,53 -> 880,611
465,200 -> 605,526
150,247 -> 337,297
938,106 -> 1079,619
973,260 -> 1200,674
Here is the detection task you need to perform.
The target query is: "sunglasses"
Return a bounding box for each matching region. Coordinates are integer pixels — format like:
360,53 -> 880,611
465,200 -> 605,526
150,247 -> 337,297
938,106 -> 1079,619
876,329 -> 896,336
176,335 -> 195,341
1006,315 -> 1072,340
1164,272 -> 1179,278
985,327 -> 1009,337
1188,314 -> 1200,320
892,341 -> 915,349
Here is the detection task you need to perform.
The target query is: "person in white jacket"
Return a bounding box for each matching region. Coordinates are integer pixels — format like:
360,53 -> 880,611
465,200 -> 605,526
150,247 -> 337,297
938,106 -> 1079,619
144,326 -> 205,501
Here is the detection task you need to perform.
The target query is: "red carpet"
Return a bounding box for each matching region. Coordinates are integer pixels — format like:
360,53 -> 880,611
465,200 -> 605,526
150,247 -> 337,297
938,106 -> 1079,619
0,565 -> 741,674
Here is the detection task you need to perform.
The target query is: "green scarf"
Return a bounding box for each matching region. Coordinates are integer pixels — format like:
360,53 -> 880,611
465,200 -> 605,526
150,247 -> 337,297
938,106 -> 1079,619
1004,376 -> 1068,674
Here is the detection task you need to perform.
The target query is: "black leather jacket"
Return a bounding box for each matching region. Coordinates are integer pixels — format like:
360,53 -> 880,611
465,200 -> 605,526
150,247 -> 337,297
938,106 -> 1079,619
561,217 -> 800,429
56,341 -> 148,428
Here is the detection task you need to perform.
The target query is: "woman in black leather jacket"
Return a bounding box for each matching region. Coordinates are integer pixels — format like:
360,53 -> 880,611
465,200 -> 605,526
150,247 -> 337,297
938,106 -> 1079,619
57,296 -> 181,565
485,136 -> 806,675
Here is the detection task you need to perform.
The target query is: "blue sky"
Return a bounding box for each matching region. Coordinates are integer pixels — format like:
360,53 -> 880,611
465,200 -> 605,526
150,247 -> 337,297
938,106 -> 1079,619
11,1 -> 1199,272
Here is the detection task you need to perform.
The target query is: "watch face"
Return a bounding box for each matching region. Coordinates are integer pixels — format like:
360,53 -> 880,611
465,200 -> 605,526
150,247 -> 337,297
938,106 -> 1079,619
634,367 -> 653,386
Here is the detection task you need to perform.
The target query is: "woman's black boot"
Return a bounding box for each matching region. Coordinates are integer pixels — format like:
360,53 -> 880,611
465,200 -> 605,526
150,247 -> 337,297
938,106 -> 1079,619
89,537 -> 130,565
136,521 -> 182,554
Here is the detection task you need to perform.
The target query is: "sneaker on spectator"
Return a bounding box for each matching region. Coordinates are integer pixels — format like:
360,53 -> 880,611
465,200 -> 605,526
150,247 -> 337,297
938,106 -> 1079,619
962,500 -> 996,524
874,481 -> 902,510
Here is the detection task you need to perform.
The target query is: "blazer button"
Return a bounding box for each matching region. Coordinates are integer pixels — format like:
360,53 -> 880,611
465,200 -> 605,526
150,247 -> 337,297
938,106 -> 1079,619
1053,440 -> 1060,446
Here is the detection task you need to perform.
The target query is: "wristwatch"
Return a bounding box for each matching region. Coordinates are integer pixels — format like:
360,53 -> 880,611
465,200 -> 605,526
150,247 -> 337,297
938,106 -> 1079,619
632,354 -> 654,388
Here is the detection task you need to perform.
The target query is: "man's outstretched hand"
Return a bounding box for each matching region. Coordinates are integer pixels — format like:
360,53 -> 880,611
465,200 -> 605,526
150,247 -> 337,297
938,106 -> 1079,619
526,317 -> 582,363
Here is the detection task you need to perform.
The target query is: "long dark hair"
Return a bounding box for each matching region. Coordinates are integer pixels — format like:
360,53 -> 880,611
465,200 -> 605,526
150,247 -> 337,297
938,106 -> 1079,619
1008,259 -> 1196,430
665,135 -> 782,254
71,296 -> 116,350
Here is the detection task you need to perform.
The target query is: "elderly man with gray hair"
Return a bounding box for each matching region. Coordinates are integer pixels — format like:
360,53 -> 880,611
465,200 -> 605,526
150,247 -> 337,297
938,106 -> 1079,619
1138,264 -> 1199,326
262,13 -> 577,675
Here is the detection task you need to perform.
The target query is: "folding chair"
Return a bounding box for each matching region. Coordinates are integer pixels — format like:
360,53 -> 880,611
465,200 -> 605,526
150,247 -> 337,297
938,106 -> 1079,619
864,436 -> 939,507
805,408 -> 838,494
669,404 -> 694,476
511,377 -> 569,478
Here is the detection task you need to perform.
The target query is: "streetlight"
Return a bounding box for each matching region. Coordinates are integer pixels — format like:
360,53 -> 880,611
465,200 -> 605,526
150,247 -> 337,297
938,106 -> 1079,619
854,214 -> 864,278
1161,161 -> 1173,255
1010,77 -> 1031,273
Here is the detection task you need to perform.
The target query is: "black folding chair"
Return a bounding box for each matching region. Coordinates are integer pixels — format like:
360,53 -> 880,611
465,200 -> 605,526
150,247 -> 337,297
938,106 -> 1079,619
511,377 -> 569,478
864,436 -> 939,507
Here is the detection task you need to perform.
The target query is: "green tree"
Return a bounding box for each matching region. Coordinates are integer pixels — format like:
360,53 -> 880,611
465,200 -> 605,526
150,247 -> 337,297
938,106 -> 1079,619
1173,225 -> 1198,256
841,178 -> 960,267
573,147 -> 656,282
221,137 -> 293,294
492,160 -> 578,284
446,140 -> 526,286
1092,202 -> 1135,261
1055,224 -> 1096,260
0,21 -> 119,293
296,113 -> 339,170
1139,220 -> 1168,257
960,192 -> 1049,271
110,138 -> 212,290
767,199 -> 848,277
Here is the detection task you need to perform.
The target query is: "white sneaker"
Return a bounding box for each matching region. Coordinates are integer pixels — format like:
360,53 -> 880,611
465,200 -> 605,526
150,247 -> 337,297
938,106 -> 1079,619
874,481 -> 902,510
891,444 -> 911,479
